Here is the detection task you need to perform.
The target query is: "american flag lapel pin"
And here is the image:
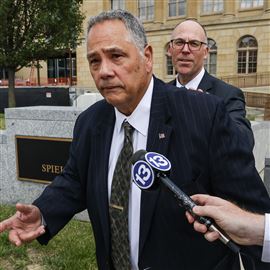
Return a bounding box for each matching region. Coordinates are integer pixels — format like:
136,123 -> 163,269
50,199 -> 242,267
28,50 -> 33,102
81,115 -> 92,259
159,132 -> 165,139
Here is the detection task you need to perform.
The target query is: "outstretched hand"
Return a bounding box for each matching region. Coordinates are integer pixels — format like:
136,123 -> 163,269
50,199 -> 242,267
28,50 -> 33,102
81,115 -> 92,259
0,203 -> 45,246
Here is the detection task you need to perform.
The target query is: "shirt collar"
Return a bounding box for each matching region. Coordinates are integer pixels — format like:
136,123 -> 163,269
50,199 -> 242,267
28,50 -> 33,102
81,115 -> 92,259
114,76 -> 153,136
176,68 -> 205,89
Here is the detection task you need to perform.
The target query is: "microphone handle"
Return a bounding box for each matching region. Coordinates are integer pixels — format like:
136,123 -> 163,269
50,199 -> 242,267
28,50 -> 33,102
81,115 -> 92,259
157,173 -> 240,253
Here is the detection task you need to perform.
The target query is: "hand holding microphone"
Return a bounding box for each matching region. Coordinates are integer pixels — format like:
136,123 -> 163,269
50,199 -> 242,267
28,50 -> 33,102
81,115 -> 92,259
131,150 -> 240,253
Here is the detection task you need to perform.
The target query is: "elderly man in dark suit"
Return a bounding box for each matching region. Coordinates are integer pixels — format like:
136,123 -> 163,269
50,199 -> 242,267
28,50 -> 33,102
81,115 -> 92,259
0,10 -> 269,270
168,19 -> 254,147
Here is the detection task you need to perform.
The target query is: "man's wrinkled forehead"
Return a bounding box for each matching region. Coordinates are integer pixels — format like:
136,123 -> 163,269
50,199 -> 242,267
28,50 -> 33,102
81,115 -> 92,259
87,46 -> 126,61
87,19 -> 132,46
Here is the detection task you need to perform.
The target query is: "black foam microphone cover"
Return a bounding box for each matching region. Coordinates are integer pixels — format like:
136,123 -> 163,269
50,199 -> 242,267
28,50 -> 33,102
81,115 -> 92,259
131,149 -> 147,165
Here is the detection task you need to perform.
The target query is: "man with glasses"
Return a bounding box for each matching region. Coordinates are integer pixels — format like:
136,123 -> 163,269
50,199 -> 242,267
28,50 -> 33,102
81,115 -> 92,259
168,19 -> 254,147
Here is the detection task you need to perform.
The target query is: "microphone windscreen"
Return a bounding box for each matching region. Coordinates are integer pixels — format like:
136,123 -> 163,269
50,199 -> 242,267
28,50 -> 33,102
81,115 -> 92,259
131,149 -> 147,164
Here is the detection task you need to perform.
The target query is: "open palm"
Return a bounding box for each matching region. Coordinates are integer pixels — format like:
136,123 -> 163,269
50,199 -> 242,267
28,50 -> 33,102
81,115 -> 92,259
0,203 -> 45,246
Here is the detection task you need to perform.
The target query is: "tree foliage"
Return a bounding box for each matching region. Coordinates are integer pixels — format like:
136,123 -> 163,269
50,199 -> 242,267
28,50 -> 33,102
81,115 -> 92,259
0,0 -> 85,107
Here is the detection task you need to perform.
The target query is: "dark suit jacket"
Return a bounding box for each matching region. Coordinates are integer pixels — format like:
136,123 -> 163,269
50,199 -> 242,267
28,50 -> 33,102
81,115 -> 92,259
34,77 -> 270,270
169,71 -> 254,147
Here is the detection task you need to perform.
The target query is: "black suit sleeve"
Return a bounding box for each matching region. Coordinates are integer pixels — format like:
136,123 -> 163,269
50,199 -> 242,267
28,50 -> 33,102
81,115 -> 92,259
222,87 -> 254,147
33,114 -> 87,244
198,73 -> 254,148
208,100 -> 270,269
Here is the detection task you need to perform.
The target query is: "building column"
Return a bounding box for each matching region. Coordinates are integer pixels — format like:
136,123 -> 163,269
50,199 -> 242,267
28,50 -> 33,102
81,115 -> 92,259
155,0 -> 165,23
265,0 -> 270,12
223,0 -> 235,17
186,0 -> 199,19
126,1 -> 138,15
103,0 -> 111,10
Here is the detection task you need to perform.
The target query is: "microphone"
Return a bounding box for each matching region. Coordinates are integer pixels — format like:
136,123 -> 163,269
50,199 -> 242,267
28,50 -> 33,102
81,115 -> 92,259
131,150 -> 240,254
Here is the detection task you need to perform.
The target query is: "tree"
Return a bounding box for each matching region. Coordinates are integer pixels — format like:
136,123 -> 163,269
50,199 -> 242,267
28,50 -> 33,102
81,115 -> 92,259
0,0 -> 84,107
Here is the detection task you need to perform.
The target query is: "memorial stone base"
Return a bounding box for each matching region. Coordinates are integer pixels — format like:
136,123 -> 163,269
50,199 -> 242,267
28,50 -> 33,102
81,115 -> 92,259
0,105 -> 270,221
0,106 -> 88,220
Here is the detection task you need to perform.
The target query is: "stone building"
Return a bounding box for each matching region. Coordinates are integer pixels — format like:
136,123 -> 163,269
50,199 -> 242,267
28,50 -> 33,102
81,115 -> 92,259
77,0 -> 270,90
1,0 -> 269,92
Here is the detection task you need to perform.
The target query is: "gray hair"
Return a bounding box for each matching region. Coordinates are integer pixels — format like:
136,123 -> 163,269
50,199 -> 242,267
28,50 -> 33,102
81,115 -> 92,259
87,9 -> 147,54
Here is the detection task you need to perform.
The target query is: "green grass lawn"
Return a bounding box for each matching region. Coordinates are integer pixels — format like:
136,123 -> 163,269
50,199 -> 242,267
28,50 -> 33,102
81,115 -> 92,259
0,205 -> 98,270
0,113 -> 5,130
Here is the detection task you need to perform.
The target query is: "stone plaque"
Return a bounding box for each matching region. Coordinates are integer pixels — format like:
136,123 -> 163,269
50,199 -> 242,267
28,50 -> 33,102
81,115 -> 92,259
16,135 -> 72,183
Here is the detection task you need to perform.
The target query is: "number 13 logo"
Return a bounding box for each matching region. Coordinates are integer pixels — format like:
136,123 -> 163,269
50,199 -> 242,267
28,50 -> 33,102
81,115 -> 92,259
145,152 -> 171,171
132,160 -> 154,189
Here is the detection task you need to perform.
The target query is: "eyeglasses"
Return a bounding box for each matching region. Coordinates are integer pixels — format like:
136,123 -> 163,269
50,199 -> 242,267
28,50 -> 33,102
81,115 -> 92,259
170,38 -> 208,51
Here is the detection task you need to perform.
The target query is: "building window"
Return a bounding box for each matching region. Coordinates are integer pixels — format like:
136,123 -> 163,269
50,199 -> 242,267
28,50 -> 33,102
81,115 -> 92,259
166,55 -> 175,75
204,38 -> 217,75
166,43 -> 176,76
111,0 -> 125,10
168,0 -> 186,17
138,0 -> 154,21
47,55 -> 77,84
202,0 -> 224,13
237,36 -> 257,74
0,68 -> 8,80
240,0 -> 264,9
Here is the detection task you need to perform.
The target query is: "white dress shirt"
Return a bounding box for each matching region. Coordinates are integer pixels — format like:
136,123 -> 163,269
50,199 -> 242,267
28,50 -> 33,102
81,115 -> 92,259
262,213 -> 270,262
108,77 -> 153,269
176,67 -> 205,90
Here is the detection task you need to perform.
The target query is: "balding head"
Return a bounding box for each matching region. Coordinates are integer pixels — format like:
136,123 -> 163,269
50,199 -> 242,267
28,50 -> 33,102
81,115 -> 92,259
171,20 -> 207,44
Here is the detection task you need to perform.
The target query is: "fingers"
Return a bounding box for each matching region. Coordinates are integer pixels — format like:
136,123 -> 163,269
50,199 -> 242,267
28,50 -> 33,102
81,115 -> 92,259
9,229 -> 22,246
16,204 -> 41,223
185,211 -> 211,233
0,215 -> 16,232
0,205 -> 35,233
186,214 -> 219,242
204,231 -> 220,242
187,194 -> 230,244
185,209 -> 215,236
19,225 -> 46,243
8,225 -> 45,246
192,205 -> 216,218
185,211 -> 195,224
1,203 -> 44,247
188,88 -> 203,92
192,220 -> 220,242
16,203 -> 35,216
191,194 -> 226,207
193,220 -> 208,234
191,194 -> 216,205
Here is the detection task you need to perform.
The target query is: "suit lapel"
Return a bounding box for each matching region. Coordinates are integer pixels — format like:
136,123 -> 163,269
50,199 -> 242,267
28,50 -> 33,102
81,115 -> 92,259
139,77 -> 172,256
168,78 -> 177,86
198,71 -> 212,93
91,103 -> 115,255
